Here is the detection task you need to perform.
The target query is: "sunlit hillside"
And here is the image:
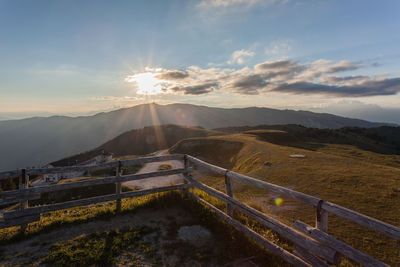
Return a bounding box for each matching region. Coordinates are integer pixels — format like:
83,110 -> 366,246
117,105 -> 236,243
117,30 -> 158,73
170,129 -> 400,265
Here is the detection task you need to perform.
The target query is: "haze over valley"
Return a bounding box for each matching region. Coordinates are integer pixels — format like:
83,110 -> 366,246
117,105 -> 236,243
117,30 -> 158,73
0,103 -> 395,170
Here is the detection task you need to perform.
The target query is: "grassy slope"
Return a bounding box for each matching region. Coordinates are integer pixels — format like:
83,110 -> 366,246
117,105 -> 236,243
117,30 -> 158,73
51,124 -> 224,166
171,132 -> 400,265
215,125 -> 400,156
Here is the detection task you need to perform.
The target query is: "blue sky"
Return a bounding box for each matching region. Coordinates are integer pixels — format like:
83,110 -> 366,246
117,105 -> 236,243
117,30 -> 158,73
1,0 -> 400,122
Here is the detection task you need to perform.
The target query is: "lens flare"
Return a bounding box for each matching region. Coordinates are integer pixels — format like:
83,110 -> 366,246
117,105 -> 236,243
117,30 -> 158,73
274,197 -> 283,206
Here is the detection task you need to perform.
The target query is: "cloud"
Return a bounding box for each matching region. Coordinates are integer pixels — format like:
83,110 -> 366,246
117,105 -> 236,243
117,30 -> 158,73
322,60 -> 362,73
255,59 -> 305,77
155,70 -> 189,80
295,60 -> 363,81
265,40 -> 292,56
125,58 -> 400,98
197,0 -> 261,9
227,49 -> 255,65
255,59 -> 297,71
90,96 -> 142,101
227,74 -> 268,95
197,0 -> 289,10
319,75 -> 370,85
167,82 -> 217,95
271,78 -> 400,97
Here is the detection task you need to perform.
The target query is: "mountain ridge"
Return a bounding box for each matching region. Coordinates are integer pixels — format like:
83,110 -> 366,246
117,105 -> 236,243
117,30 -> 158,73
0,103 -> 395,170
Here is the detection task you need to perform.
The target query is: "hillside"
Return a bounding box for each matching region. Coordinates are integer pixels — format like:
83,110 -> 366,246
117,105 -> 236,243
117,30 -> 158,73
215,124 -> 400,156
0,103 -> 392,171
170,132 -> 400,265
50,124 -> 223,166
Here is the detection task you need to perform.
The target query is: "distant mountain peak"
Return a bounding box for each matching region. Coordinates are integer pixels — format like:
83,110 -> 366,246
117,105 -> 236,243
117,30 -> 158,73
0,102 -> 395,170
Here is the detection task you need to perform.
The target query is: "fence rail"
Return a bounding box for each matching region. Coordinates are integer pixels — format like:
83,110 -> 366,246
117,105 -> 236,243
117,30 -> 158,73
0,154 -> 185,178
186,155 -> 400,242
0,154 -> 398,267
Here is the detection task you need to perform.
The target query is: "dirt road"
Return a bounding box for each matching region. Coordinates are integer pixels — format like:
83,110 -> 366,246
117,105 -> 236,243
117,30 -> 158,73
123,150 -> 185,190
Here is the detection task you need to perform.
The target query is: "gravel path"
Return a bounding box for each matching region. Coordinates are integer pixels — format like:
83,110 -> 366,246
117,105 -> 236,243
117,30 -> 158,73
123,150 -> 185,190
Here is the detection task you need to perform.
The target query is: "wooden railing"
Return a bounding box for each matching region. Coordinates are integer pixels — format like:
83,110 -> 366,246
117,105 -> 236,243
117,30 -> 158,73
0,154 -> 398,267
0,154 -> 188,227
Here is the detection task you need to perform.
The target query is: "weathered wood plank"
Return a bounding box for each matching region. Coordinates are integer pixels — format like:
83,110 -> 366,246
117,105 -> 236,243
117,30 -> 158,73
189,192 -> 311,267
188,155 -> 400,243
121,154 -> 185,167
0,194 -> 41,206
224,172 -> 234,217
115,162 -> 122,212
0,170 -> 20,180
3,168 -> 188,198
321,201 -> 400,241
187,176 -> 339,264
0,154 -> 185,178
19,169 -> 28,232
0,214 -> 40,228
19,170 -> 29,209
187,155 -> 321,206
3,184 -> 187,220
186,155 -> 227,176
294,220 -> 389,267
316,200 -> 328,232
293,245 -> 330,267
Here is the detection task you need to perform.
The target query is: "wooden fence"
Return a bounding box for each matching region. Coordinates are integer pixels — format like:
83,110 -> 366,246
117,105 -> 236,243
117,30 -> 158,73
0,154 -> 398,266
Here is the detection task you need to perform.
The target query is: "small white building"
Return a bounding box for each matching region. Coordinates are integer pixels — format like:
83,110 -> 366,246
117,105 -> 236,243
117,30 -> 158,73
81,153 -> 113,166
43,151 -> 113,183
43,170 -> 85,183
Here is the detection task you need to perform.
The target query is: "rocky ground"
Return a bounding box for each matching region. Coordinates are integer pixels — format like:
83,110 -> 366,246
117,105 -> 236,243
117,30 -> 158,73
0,205 -> 260,267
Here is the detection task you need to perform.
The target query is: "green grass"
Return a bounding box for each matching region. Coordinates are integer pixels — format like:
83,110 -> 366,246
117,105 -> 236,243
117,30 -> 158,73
42,226 -> 156,266
0,192 -> 177,244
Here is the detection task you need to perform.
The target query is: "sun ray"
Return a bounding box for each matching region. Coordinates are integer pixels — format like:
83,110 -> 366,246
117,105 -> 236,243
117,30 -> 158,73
148,103 -> 167,148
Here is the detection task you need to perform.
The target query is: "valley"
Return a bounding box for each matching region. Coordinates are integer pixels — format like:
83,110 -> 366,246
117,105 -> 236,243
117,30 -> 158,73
0,123 -> 399,265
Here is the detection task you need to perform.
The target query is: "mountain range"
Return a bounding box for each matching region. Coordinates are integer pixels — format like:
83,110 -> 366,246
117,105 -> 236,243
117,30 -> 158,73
0,103 -> 394,170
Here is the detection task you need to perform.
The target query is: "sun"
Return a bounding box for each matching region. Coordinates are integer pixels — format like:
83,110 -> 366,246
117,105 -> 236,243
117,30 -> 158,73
126,72 -> 163,95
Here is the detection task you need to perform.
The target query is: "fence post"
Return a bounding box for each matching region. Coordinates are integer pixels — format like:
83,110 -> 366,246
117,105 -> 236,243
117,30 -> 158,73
224,170 -> 234,217
184,154 -> 188,170
115,161 -> 122,212
19,169 -> 29,232
181,155 -> 190,196
316,200 -> 328,232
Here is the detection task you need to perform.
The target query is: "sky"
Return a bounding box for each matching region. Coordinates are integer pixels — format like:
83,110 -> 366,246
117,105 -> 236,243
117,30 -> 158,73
1,0 -> 400,123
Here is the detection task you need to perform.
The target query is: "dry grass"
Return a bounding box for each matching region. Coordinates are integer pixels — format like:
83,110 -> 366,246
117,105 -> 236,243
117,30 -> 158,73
172,133 -> 400,265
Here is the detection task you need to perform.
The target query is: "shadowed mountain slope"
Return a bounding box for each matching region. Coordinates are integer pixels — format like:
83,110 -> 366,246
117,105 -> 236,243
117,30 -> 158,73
214,124 -> 400,155
0,103 -> 393,170
50,124 -> 223,166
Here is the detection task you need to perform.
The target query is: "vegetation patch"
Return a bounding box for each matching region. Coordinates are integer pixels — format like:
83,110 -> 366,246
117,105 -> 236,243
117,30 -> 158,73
0,191 -> 289,266
42,226 -> 156,266
157,164 -> 172,171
